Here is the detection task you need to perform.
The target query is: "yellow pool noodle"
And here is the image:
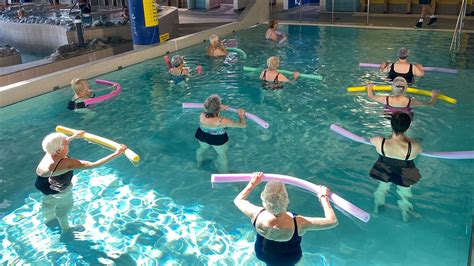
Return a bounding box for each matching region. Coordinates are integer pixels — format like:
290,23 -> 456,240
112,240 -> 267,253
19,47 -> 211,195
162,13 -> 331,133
347,85 -> 457,104
56,125 -> 140,164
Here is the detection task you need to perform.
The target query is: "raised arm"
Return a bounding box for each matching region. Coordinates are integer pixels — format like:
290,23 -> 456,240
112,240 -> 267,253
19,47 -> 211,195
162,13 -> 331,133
410,89 -> 440,106
413,64 -> 425,77
297,186 -> 338,235
234,172 -> 264,221
380,61 -> 391,73
367,84 -> 386,104
61,144 -> 127,170
221,109 -> 247,128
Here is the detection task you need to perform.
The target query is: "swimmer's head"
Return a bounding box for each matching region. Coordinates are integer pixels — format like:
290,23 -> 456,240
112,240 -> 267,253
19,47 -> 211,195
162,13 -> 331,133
171,55 -> 184,67
392,77 -> 408,96
267,56 -> 280,71
71,78 -> 90,96
269,20 -> 278,29
204,94 -> 222,115
261,181 -> 289,215
42,132 -> 68,155
397,47 -> 409,59
209,34 -> 220,46
391,112 -> 411,135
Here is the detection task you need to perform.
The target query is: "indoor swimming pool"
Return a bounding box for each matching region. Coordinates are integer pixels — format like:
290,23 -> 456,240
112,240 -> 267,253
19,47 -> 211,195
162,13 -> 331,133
0,24 -> 473,265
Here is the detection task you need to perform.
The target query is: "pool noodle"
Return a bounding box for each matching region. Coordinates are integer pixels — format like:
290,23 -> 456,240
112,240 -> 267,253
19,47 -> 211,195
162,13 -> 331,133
164,55 -> 172,69
83,80 -> 122,106
211,173 -> 370,223
330,124 -> 474,160
347,85 -> 457,104
56,125 -> 140,164
226,47 -> 247,59
243,66 -> 323,81
358,63 -> 459,74
182,102 -> 269,129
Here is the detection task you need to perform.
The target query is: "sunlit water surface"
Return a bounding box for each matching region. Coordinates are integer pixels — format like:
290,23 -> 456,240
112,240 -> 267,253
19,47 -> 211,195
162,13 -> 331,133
0,25 -> 473,265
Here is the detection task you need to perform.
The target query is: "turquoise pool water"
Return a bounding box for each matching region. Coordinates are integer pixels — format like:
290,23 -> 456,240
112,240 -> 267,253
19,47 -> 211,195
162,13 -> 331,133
0,25 -> 473,265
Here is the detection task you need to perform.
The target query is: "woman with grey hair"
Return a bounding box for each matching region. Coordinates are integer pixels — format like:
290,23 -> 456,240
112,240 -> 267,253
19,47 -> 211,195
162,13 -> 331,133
195,94 -> 246,173
35,131 -> 127,231
379,47 -> 424,84
234,172 -> 338,265
259,56 -> 299,90
367,76 -> 439,117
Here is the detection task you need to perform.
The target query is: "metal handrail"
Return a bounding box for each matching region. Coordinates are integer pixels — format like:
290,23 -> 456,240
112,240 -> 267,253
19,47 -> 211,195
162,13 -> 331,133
450,0 -> 467,52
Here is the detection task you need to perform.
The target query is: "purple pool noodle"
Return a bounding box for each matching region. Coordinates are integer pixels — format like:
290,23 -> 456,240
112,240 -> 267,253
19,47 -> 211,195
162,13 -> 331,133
182,102 -> 269,129
84,79 -> 122,106
359,63 -> 458,74
211,173 -> 370,223
330,123 -> 474,160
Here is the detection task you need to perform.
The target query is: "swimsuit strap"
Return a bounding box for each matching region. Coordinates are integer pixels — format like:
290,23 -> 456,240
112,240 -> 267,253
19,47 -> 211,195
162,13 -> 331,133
48,158 -> 64,178
386,96 -> 390,106
390,63 -> 395,72
407,97 -> 412,107
253,208 -> 266,227
381,138 -> 386,156
274,73 -> 280,82
180,68 -> 184,75
409,64 -> 413,73
292,213 -> 298,236
263,70 -> 267,80
405,142 -> 412,161
216,117 -> 224,127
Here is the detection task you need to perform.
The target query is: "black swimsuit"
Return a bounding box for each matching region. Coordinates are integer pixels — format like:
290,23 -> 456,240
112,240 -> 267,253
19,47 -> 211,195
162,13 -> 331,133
67,93 -> 95,110
388,63 -> 414,84
35,158 -> 74,195
253,209 -> 302,266
369,138 -> 422,187
261,70 -> 283,90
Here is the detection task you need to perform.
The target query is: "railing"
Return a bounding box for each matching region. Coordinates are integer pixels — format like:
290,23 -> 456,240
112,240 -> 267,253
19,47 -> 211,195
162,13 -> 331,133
449,0 -> 467,52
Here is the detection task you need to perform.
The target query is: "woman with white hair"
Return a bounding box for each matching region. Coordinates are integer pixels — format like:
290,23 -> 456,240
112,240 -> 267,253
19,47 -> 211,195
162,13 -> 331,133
35,131 -> 127,231
379,47 -> 424,84
206,34 -> 228,57
367,76 -> 439,117
234,172 -> 338,265
259,56 -> 299,90
67,78 -> 95,110
195,94 -> 246,173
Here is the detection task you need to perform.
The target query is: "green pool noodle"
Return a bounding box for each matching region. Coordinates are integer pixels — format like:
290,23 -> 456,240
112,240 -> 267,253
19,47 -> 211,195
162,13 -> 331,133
243,66 -> 323,80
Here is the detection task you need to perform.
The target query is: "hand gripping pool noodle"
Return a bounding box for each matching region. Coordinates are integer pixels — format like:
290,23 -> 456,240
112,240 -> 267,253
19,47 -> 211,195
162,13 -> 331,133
243,66 -> 323,81
164,55 -> 172,69
330,124 -> 474,160
182,102 -> 269,129
226,47 -> 247,59
83,80 -> 122,106
358,63 -> 459,74
211,173 -> 370,223
56,125 -> 140,164
347,85 -> 457,104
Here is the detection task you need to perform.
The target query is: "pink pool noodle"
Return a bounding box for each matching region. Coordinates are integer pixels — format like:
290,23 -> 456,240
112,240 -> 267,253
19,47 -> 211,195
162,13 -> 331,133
164,55 -> 172,69
182,102 -> 269,129
83,79 -> 122,106
330,124 -> 474,159
196,65 -> 203,75
359,63 -> 458,74
211,173 -> 370,223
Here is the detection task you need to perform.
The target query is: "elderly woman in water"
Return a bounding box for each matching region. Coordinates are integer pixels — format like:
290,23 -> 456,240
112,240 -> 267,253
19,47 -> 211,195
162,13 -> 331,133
206,34 -> 228,57
234,172 -> 338,265
260,56 -> 299,90
35,131 -> 126,231
366,76 -> 439,117
195,94 -> 246,173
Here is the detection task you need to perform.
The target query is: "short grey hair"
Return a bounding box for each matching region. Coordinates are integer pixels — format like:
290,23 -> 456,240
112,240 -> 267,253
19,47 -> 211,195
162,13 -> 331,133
42,132 -> 67,154
392,76 -> 408,96
261,181 -> 289,215
203,94 -> 222,115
